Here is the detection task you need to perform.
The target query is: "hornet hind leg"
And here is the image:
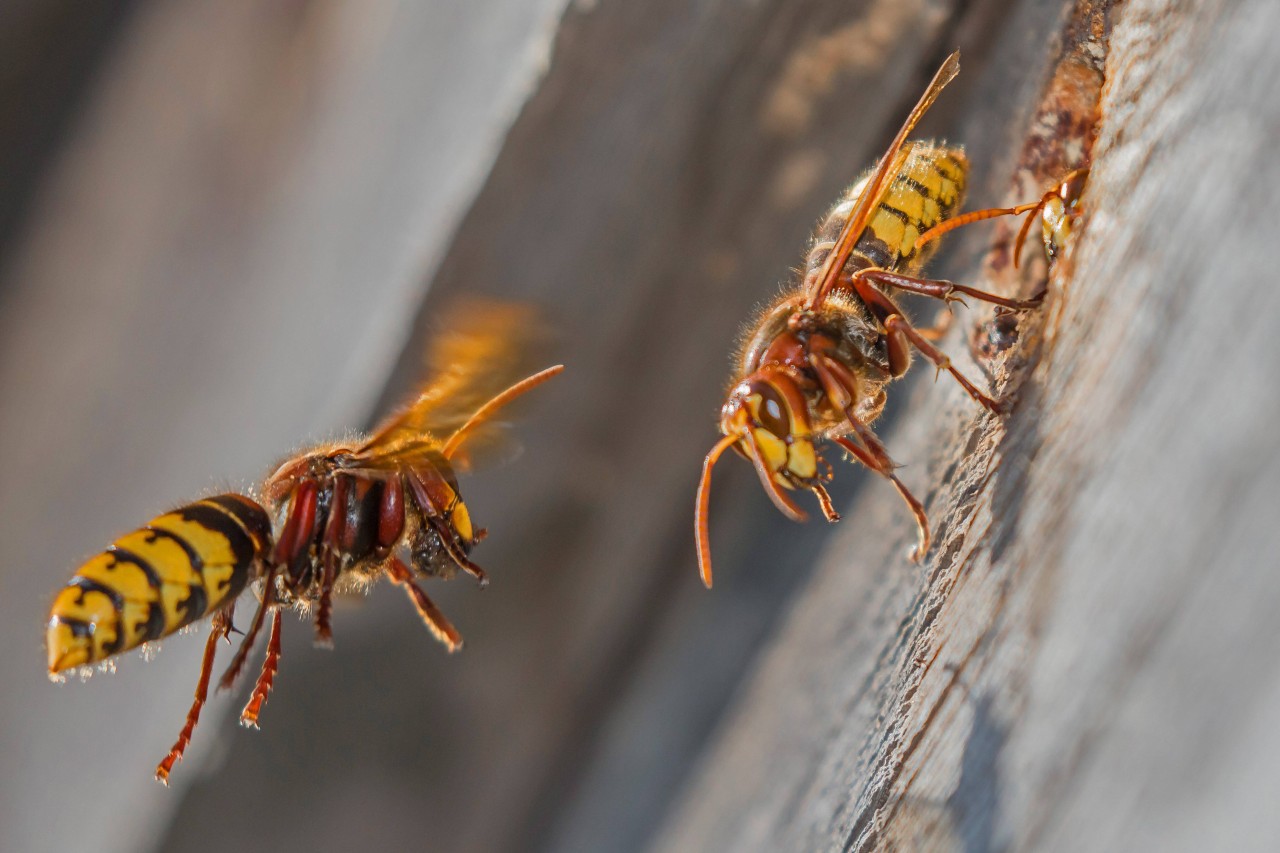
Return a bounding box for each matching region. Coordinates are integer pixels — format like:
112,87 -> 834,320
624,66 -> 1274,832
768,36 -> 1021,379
154,608 -> 232,784
240,609 -> 283,728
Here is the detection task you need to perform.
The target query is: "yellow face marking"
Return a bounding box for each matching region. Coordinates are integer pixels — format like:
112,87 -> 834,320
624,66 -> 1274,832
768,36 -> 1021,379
751,429 -> 789,473
449,496 -> 474,544
742,392 -> 818,484
787,440 -> 818,480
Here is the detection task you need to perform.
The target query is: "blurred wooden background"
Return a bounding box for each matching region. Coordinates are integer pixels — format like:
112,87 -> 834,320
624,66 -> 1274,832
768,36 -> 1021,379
3,1 -> 1277,852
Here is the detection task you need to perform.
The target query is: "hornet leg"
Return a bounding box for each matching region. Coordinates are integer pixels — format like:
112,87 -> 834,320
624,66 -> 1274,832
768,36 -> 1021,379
240,609 -> 283,728
859,268 -> 1044,311
833,436 -> 930,561
808,353 -> 929,560
387,556 -> 463,652
218,568 -> 277,691
155,609 -> 232,784
845,270 -> 1003,413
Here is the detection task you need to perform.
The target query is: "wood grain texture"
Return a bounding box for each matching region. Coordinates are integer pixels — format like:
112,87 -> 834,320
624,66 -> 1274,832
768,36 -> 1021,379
9,0 -> 1264,852
157,2 -> 1080,852
655,0 -> 1280,850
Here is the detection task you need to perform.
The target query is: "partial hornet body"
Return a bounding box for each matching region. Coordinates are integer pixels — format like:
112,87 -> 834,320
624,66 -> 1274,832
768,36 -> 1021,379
48,495 -> 271,672
46,301 -> 562,782
696,52 -> 1088,587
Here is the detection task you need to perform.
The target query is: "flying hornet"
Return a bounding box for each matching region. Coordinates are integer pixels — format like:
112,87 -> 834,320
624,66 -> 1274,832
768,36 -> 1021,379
46,301 -> 562,782
695,51 -> 1087,586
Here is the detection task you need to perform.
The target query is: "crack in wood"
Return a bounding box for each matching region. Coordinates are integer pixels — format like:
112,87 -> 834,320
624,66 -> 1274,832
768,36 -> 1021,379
831,4 -> 1115,849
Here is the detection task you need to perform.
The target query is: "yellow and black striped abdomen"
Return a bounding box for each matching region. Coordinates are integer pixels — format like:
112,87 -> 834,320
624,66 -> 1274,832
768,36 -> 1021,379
806,143 -> 967,277
47,494 -> 272,674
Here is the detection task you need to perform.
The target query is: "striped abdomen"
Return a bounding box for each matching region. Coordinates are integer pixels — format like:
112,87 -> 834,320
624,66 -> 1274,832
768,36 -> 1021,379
47,494 -> 272,674
807,143 -> 967,277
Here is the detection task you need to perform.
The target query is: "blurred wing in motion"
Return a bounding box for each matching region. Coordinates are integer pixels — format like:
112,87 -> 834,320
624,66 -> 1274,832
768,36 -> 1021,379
352,299 -> 558,470
350,421 -> 523,474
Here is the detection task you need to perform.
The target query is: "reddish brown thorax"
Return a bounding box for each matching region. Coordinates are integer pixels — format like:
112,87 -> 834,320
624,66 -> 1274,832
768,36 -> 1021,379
755,331 -> 811,375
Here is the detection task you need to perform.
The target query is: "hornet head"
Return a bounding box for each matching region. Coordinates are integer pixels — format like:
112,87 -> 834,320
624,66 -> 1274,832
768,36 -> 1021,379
696,368 -> 837,588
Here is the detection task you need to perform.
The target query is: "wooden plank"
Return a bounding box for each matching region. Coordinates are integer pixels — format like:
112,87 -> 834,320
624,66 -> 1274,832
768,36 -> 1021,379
151,2 -> 1097,853
656,0 -> 1280,850
19,0 -> 1260,851
147,0 -> 1110,851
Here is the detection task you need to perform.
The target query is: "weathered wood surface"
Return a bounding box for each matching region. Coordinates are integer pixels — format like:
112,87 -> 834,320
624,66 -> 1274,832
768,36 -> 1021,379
5,0 -> 1268,852
656,0 -> 1280,850
157,3 -> 1082,852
